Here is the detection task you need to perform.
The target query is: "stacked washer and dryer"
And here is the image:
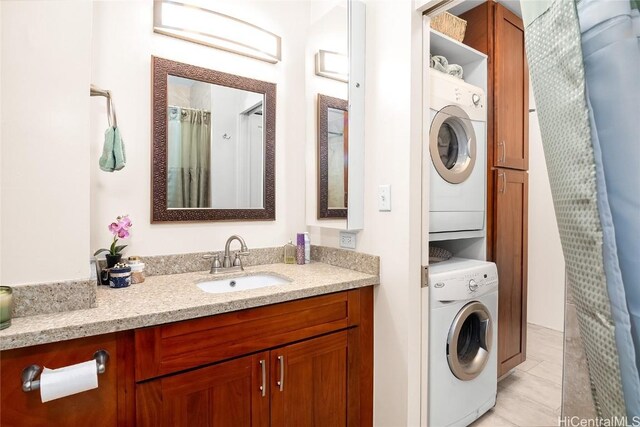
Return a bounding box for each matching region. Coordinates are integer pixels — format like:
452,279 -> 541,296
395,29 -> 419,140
425,69 -> 499,426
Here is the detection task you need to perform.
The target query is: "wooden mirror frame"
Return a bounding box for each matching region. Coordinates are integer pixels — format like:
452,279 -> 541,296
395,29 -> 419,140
317,94 -> 348,219
151,56 -> 276,222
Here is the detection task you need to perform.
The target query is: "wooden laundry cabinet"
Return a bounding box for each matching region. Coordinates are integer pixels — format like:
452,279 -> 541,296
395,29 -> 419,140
460,1 -> 529,376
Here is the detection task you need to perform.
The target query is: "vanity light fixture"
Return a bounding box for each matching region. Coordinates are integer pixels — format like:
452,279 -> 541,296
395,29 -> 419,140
315,50 -> 349,83
153,1 -> 282,63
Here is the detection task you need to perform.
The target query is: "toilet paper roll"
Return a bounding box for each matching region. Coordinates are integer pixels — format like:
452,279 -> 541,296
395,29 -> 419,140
40,360 -> 98,403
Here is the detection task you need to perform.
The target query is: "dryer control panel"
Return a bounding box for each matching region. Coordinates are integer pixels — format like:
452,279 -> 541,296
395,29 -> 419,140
429,70 -> 486,122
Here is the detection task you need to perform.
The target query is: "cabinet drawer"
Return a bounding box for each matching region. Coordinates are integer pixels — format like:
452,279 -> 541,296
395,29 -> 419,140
0,334 -> 126,427
135,290 -> 362,381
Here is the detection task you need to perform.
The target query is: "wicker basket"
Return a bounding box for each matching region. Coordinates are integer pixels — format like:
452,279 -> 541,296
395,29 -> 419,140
431,12 -> 467,42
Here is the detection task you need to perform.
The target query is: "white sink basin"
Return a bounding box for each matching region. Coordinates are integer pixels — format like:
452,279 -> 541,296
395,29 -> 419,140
197,273 -> 290,294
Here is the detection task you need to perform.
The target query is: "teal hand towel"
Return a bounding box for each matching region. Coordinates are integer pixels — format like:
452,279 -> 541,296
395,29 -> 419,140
99,126 -> 126,172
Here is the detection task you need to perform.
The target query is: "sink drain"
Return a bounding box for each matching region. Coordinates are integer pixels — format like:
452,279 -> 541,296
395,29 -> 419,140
229,280 -> 237,288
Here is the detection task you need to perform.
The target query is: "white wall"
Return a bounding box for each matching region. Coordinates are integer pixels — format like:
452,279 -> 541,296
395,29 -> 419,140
527,82 -> 565,332
0,1 -> 93,285
309,1 -> 423,424
90,1 -> 309,257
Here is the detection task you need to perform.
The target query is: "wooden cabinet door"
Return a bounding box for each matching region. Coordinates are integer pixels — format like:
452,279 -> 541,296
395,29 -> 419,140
495,169 -> 528,376
136,352 -> 269,427
271,331 -> 348,427
494,4 -> 529,170
0,334 -> 129,427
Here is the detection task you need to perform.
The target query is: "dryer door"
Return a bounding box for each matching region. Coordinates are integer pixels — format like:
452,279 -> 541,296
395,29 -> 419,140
430,105 -> 476,184
447,301 -> 493,381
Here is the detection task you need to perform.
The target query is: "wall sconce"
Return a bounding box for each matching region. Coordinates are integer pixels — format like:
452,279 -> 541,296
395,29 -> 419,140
154,1 -> 282,64
315,50 -> 349,83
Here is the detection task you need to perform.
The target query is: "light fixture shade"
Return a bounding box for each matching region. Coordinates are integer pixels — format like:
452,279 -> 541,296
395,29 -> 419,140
154,1 -> 282,63
315,50 -> 349,83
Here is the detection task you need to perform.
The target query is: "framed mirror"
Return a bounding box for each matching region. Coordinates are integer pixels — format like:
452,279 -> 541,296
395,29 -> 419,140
305,0 -> 365,230
318,94 -> 348,218
151,56 -> 276,222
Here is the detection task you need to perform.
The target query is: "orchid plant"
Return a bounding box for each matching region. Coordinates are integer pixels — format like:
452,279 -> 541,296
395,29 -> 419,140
94,215 -> 133,257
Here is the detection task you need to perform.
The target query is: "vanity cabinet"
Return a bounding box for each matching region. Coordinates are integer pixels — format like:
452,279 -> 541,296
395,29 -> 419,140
137,332 -> 350,427
134,287 -> 372,426
0,287 -> 373,427
461,1 -> 529,376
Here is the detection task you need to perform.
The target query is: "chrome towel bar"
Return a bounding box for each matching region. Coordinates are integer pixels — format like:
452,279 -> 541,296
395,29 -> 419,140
21,349 -> 110,393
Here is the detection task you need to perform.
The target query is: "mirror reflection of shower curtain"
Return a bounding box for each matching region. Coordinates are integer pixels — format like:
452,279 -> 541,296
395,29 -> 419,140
167,107 -> 211,208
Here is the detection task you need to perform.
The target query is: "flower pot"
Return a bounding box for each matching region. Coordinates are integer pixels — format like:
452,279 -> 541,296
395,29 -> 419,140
105,254 -> 122,268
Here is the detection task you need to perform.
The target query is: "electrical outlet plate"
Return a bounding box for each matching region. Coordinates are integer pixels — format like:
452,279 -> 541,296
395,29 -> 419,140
339,231 -> 357,249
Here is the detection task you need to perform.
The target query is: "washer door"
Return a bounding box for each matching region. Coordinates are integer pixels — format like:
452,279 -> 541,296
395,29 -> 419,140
430,105 -> 476,184
447,301 -> 493,381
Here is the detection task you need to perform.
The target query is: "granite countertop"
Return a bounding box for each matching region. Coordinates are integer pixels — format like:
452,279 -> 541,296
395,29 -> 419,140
0,262 -> 379,351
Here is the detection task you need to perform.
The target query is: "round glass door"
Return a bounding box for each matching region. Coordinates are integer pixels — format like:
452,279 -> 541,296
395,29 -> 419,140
447,301 -> 493,381
430,105 -> 476,184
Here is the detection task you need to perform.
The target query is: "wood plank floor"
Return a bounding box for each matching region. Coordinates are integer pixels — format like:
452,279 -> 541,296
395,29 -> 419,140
471,323 -> 563,427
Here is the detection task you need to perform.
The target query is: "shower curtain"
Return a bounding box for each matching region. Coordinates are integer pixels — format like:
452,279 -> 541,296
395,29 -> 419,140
522,0 -> 640,419
167,107 -> 211,208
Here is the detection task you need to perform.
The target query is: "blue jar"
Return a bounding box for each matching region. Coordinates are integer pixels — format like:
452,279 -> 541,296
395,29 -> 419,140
109,265 -> 132,288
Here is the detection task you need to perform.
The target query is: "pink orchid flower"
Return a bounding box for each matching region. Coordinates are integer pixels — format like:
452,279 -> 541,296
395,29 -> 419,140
108,222 -> 121,235
94,214 -> 133,257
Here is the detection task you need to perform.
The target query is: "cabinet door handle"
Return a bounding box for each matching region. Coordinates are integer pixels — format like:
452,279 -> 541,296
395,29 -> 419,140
259,359 -> 266,397
498,141 -> 506,163
276,355 -> 284,391
498,172 -> 506,193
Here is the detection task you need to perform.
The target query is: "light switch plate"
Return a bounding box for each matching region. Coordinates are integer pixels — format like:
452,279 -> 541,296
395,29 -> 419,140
339,231 -> 357,249
378,184 -> 391,211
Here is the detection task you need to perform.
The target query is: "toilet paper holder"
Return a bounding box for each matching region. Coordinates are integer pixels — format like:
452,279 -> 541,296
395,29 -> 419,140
21,349 -> 110,393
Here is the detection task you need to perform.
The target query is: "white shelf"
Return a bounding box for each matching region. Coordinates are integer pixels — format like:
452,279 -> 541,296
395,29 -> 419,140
430,29 -> 486,63
429,29 -> 487,89
429,235 -> 487,261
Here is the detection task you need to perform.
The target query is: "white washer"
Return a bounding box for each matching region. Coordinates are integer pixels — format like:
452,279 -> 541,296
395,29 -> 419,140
429,71 -> 486,235
428,258 -> 498,427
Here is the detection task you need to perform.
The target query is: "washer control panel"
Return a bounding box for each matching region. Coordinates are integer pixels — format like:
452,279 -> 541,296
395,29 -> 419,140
429,261 -> 498,301
429,70 -> 486,122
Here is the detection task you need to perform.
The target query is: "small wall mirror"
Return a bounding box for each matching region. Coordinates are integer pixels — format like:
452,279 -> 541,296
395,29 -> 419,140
152,57 -> 276,222
318,95 -> 348,218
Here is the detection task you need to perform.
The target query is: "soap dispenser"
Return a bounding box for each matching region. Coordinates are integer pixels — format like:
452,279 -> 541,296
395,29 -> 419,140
284,241 -> 296,264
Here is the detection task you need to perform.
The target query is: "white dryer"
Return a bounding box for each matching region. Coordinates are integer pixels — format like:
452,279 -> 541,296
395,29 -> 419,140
429,71 -> 486,235
427,258 -> 498,427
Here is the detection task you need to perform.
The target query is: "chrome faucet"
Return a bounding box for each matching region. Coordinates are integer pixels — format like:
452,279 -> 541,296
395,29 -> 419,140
204,235 -> 250,274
